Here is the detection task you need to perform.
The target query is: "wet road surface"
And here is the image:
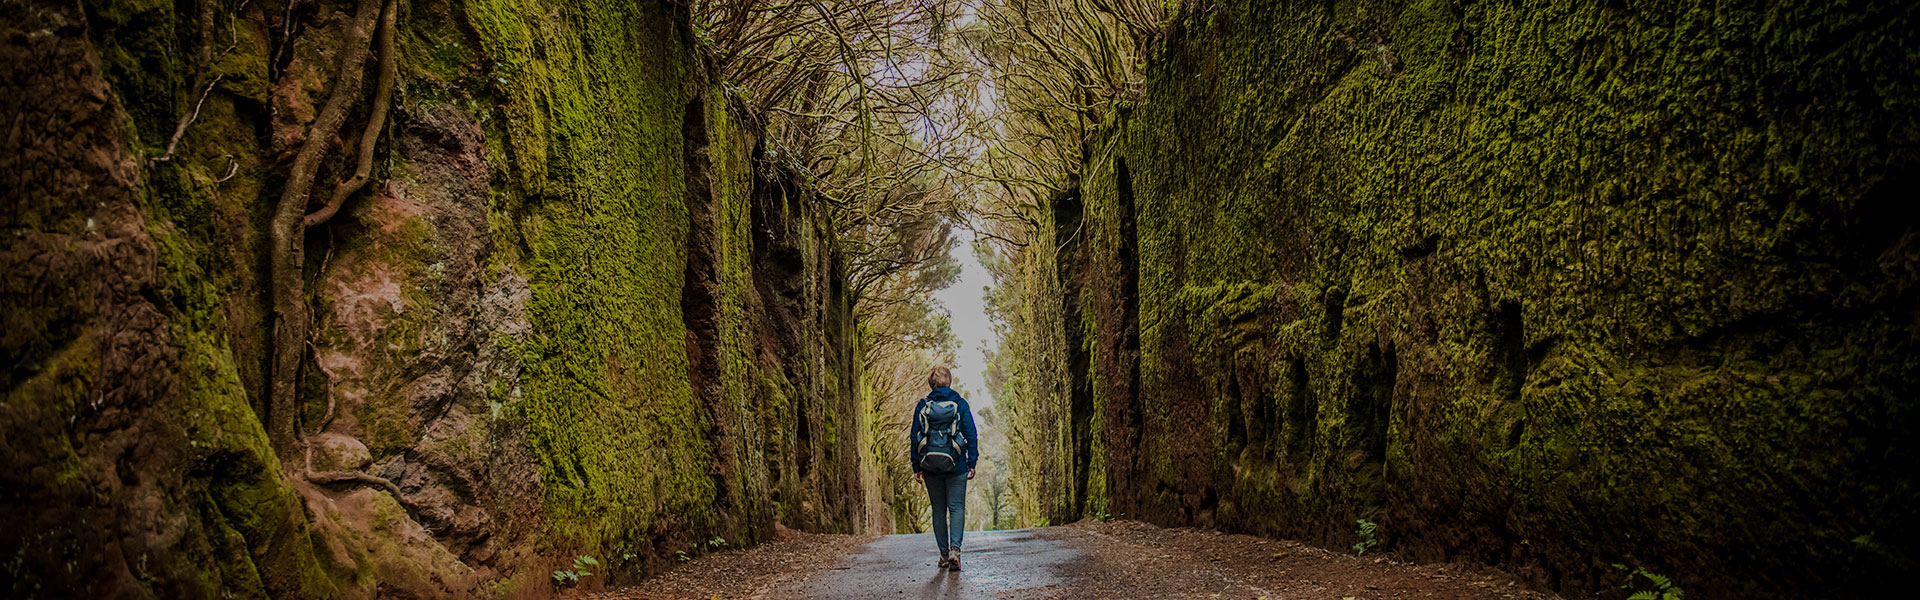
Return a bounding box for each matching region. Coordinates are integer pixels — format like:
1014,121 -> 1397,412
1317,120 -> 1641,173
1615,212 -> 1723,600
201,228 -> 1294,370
603,521 -> 1562,599
770,528 -> 1081,599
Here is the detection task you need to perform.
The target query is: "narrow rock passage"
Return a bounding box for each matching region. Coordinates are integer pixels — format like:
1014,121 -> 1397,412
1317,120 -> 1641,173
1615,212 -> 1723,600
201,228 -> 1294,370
604,521 -> 1559,599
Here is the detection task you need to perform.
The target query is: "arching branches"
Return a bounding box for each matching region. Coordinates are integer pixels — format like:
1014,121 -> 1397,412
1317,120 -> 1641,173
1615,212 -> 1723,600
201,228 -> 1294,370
960,0 -> 1169,254
694,0 -> 974,310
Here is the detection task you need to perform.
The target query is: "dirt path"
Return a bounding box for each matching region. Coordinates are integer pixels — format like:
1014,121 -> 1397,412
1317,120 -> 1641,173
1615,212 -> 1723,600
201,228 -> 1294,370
596,520 -> 1558,600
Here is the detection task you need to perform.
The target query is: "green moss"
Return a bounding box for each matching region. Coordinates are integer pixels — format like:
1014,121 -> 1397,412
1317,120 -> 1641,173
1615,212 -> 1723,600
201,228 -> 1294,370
465,0 -> 715,555
17,0 -> 878,594
167,232 -> 338,598
5,336 -> 96,490
24,1 -> 347,595
1005,0 -> 1920,595
307,194 -> 445,458
83,0 -> 183,148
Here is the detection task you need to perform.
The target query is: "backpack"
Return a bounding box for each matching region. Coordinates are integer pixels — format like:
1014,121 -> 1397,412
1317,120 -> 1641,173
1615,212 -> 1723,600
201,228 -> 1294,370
916,397 -> 964,474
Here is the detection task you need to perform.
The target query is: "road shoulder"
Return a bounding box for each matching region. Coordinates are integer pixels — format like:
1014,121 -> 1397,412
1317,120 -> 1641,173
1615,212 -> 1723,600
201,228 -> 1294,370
1050,520 -> 1558,599
590,526 -> 877,600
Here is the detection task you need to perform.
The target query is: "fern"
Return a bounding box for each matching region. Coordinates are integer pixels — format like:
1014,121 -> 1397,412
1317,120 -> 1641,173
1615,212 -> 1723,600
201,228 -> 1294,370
1617,566 -> 1683,600
1639,571 -> 1670,589
1352,519 -> 1381,556
550,555 -> 602,587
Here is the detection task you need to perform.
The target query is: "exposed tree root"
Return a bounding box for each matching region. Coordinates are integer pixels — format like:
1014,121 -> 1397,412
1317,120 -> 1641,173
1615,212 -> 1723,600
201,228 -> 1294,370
153,74 -> 221,163
301,443 -> 409,506
151,0 -> 217,164
305,0 -> 397,228
301,334 -> 408,507
307,469 -> 408,498
268,0 -> 411,514
153,0 -> 252,163
301,336 -> 411,509
305,339 -> 340,437
266,0 -> 383,459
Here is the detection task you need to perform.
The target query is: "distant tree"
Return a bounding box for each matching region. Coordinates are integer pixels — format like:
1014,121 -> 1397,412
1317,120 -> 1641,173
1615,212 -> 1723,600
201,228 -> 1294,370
985,469 -> 1013,529
692,0 -> 980,529
958,0 -> 1170,526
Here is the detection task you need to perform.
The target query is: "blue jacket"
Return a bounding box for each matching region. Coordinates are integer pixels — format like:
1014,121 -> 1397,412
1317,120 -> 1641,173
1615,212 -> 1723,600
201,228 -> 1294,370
909,387 -> 979,473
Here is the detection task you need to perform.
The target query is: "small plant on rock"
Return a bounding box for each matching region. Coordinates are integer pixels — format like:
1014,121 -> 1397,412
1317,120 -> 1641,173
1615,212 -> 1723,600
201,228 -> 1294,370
708,536 -> 728,548
1352,519 -> 1381,556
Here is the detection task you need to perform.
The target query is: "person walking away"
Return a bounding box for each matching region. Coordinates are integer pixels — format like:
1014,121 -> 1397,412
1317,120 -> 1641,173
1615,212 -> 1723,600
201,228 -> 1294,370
910,366 -> 979,571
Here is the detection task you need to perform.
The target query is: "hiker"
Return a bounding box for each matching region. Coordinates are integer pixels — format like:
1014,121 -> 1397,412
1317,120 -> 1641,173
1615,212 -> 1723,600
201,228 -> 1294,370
910,365 -> 979,571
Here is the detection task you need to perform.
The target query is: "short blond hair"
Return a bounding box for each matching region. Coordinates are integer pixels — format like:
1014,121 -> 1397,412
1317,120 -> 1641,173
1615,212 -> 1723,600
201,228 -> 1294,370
927,366 -> 952,389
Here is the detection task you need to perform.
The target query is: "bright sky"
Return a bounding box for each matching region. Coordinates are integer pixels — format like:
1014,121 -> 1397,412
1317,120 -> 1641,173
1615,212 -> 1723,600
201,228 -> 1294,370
932,225 -> 999,412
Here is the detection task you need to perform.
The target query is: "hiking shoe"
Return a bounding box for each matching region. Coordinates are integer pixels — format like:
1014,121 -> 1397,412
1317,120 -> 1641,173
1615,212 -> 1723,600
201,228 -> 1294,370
948,549 -> 962,572
937,553 -> 951,569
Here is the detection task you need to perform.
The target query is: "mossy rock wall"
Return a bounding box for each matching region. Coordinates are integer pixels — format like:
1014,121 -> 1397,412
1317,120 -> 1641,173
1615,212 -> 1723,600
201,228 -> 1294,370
1,0 -> 874,596
1041,1 -> 1918,598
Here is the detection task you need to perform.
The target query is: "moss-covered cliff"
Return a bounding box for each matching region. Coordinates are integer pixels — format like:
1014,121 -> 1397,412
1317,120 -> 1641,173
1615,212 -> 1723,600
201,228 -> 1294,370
1007,0 -> 1919,597
1,0 -> 878,596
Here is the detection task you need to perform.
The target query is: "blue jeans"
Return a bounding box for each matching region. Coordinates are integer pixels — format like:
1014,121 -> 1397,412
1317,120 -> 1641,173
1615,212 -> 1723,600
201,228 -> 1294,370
923,471 -> 968,553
